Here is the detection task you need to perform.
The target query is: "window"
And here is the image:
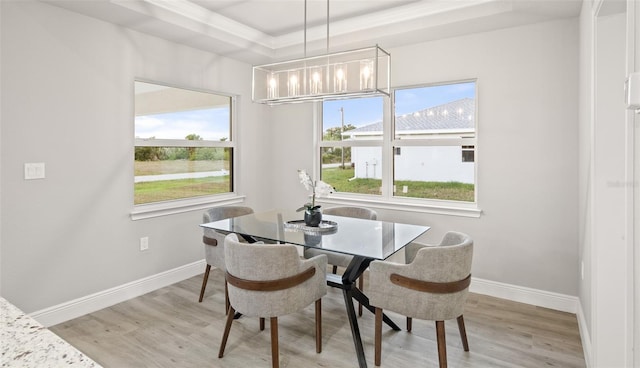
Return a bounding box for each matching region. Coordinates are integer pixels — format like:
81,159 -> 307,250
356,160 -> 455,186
134,80 -> 235,205
320,97 -> 384,196
318,80 -> 477,208
394,81 -> 476,202
462,145 -> 475,162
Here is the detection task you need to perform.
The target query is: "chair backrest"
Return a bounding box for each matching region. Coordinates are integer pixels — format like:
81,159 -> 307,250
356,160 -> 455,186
406,231 -> 473,320
410,231 -> 473,283
202,206 -> 254,269
370,231 -> 473,321
322,206 -> 377,220
203,206 -> 254,229
224,233 -> 327,317
404,230 -> 472,264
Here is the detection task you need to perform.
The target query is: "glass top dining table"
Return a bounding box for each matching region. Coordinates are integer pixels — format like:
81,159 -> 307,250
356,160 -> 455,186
200,208 -> 429,261
200,208 -> 430,368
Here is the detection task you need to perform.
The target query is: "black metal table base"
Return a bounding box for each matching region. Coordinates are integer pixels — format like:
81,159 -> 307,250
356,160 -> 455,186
326,256 -> 400,368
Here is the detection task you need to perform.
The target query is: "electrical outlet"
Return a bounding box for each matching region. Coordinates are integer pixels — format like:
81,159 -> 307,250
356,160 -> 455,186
140,237 -> 149,251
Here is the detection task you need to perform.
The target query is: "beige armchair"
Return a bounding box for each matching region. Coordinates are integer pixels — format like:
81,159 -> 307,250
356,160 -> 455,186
303,206 -> 377,316
368,231 -> 473,368
219,233 -> 328,368
199,206 -> 254,311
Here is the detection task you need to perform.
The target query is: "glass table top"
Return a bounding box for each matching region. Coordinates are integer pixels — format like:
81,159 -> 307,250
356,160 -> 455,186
200,209 -> 430,260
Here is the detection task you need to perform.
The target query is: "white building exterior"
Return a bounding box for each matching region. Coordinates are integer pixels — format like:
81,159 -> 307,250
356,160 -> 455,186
345,98 -> 475,184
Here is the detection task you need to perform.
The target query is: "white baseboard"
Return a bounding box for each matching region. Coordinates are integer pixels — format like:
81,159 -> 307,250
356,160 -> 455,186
31,259 -> 206,327
31,264 -> 580,328
470,276 -> 579,313
576,301 -> 592,367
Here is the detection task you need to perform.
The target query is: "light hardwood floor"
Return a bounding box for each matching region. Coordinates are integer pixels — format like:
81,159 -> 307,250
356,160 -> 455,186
51,269 -> 586,368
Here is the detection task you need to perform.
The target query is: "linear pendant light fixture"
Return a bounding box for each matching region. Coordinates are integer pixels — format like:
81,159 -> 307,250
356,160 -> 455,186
252,0 -> 390,105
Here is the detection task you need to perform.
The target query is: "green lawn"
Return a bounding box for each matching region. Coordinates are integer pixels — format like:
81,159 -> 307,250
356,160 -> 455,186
133,161 -> 474,204
321,167 -> 474,202
134,160 -> 230,204
134,176 -> 230,204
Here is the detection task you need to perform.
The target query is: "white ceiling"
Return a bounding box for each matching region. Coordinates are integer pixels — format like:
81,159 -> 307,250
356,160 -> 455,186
43,0 -> 582,65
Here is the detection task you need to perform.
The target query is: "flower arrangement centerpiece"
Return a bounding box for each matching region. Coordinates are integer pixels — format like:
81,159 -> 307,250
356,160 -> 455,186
297,169 -> 334,227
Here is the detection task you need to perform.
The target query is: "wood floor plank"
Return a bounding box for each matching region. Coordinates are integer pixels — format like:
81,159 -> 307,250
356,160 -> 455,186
50,269 -> 586,368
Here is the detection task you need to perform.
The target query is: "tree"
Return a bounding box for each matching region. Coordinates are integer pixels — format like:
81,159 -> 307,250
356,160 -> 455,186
323,123 -> 356,141
322,124 -> 356,166
134,137 -> 166,161
185,134 -> 202,161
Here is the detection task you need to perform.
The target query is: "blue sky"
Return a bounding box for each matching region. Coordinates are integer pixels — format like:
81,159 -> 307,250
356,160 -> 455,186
135,107 -> 230,141
323,81 -> 476,130
135,81 -> 476,137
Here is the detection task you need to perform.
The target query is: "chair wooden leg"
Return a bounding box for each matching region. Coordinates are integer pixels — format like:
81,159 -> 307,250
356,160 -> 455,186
406,317 -> 412,332
435,321 -> 447,368
218,306 -> 235,358
199,264 -> 211,302
332,265 -> 338,274
457,315 -> 469,351
270,317 -> 279,368
315,299 -> 322,353
375,307 -> 383,366
358,276 -> 363,317
260,318 -> 265,331
224,280 -> 230,315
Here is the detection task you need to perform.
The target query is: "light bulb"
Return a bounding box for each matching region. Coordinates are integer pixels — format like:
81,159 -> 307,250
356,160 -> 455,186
362,66 -> 370,78
360,60 -> 374,90
313,72 -> 320,82
287,71 -> 300,96
267,74 -> 278,99
333,64 -> 347,92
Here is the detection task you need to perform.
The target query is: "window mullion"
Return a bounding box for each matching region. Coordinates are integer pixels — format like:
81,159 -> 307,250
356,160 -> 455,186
382,96 -> 393,198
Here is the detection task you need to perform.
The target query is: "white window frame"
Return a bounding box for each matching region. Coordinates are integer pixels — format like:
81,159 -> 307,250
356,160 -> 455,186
131,80 -> 244,220
314,79 -> 481,218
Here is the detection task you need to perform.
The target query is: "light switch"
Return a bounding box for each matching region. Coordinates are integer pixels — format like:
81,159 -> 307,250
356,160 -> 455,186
24,163 -> 45,180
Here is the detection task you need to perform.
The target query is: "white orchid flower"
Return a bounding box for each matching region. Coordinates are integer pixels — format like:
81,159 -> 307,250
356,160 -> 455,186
298,169 -> 313,191
315,180 -> 335,198
296,169 -> 336,212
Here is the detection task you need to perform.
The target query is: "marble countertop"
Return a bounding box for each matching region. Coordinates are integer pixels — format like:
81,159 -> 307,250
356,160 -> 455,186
1,297 -> 101,367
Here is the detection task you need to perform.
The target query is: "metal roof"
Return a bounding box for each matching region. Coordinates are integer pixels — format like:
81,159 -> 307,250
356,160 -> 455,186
345,98 -> 475,136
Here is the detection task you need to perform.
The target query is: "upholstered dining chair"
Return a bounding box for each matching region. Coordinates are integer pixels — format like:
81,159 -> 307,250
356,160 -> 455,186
303,206 -> 377,316
368,231 -> 473,368
199,206 -> 254,311
219,233 -> 327,368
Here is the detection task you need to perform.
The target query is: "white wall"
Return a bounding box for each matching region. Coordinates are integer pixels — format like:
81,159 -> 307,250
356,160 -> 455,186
273,19 -> 580,296
351,146 -> 475,184
0,1 -> 272,313
593,11 -> 627,367
0,0 -> 581,324
578,0 -> 635,366
578,0 -> 594,358
393,146 -> 475,184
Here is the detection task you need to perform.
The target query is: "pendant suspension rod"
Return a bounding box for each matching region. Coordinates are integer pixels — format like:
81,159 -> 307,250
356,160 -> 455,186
304,0 -> 307,58
326,0 -> 330,53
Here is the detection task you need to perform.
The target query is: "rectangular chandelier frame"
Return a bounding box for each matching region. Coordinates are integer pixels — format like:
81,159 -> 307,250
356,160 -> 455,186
252,45 -> 390,105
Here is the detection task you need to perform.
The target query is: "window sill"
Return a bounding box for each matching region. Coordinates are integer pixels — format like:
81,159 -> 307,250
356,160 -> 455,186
317,195 -> 482,218
130,194 -> 247,220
